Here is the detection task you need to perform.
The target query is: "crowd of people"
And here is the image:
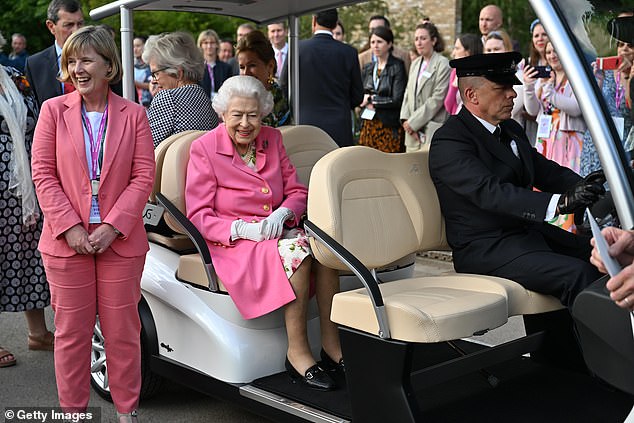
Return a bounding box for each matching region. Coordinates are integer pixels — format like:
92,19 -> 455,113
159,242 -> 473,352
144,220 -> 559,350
1,0 -> 634,421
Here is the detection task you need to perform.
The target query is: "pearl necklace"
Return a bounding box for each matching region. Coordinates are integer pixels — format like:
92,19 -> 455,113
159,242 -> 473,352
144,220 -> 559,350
239,142 -> 256,166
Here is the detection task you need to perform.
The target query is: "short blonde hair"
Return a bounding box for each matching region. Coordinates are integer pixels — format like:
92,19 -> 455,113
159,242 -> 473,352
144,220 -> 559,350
142,32 -> 205,83
60,26 -> 122,84
212,75 -> 273,117
197,29 -> 220,50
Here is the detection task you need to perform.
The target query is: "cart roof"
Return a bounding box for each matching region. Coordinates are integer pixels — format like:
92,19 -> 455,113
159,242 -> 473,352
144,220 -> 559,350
90,0 -> 365,23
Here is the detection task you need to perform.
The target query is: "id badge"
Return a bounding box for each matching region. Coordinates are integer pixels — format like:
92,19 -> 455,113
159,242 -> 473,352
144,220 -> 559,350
91,179 -> 100,196
536,114 -> 552,139
360,108 -> 376,120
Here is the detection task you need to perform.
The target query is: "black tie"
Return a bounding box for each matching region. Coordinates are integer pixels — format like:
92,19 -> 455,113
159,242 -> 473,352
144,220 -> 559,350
495,127 -> 512,148
493,127 -> 502,142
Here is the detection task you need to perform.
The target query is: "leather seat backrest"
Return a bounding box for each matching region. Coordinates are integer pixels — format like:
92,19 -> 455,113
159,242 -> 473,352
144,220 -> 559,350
160,131 -> 207,233
308,146 -> 448,270
151,130 -> 208,204
279,125 -> 338,187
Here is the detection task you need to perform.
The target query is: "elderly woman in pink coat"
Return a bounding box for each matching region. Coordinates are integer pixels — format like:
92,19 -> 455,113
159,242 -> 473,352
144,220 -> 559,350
186,75 -> 342,391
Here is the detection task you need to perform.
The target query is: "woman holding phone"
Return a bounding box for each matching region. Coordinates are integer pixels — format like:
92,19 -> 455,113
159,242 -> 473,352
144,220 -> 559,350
524,41 -> 586,232
580,12 -> 634,176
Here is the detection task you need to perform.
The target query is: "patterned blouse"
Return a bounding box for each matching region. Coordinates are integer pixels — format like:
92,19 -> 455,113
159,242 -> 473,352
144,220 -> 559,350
580,70 -> 632,176
262,82 -> 291,128
148,83 -> 219,148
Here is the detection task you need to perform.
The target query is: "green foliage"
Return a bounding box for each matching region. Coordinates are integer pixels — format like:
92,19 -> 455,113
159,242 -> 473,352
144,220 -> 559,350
0,0 -> 250,54
83,0 -> 248,42
0,0 -> 51,53
339,0 -> 389,47
4,0 -> 631,57
461,0 -> 634,57
461,0 -> 536,56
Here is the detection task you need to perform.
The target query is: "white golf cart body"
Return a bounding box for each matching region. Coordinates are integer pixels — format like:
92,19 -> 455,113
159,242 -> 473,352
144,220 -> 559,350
88,1 -> 634,421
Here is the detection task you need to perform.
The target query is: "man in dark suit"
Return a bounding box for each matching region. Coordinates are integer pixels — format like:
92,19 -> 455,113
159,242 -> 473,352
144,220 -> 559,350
226,23 -> 255,76
283,9 -> 363,147
430,52 -> 605,308
25,0 -> 84,107
26,0 -> 130,107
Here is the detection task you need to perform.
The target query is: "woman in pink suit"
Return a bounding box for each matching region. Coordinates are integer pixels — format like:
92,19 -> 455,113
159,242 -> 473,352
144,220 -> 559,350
186,75 -> 342,391
31,26 -> 155,423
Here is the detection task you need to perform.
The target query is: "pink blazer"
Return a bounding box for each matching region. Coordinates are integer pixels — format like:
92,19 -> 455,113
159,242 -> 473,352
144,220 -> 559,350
186,124 -> 307,319
32,90 -> 155,258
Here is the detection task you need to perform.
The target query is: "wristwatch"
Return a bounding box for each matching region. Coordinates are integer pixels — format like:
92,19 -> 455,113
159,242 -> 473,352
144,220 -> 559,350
110,225 -> 122,237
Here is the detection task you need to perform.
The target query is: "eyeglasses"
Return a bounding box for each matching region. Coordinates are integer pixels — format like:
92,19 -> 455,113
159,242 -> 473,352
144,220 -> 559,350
150,67 -> 171,80
616,41 -> 632,49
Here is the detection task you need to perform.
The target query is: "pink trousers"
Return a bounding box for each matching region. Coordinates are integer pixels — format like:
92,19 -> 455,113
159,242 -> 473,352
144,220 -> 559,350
42,246 -> 145,414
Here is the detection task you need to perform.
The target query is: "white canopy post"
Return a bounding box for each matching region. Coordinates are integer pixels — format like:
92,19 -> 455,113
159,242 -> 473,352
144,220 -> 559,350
120,5 -> 135,101
289,14 -> 300,123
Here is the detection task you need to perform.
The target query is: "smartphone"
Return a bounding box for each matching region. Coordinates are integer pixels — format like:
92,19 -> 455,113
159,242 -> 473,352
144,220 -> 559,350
596,55 -> 623,71
533,65 -> 552,78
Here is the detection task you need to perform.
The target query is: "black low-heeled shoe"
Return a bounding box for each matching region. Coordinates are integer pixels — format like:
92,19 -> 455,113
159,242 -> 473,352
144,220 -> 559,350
319,348 -> 345,374
285,357 -> 337,391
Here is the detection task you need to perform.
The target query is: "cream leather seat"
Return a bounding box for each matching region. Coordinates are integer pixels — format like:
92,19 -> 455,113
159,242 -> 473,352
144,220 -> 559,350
146,130 -> 208,252
156,126 -> 342,292
307,146 -> 563,343
278,125 -> 338,186
156,131 -> 220,290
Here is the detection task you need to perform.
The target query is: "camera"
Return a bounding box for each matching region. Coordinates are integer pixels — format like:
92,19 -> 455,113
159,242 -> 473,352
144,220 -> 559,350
596,56 -> 623,71
533,65 -> 552,78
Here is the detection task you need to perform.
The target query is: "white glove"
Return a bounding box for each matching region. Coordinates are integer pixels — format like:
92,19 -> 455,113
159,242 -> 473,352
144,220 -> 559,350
231,220 -> 266,242
261,207 -> 294,240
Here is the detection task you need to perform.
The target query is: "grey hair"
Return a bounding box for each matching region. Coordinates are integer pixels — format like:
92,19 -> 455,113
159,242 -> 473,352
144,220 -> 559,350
212,75 -> 274,117
0,32 -> 5,49
142,32 -> 205,83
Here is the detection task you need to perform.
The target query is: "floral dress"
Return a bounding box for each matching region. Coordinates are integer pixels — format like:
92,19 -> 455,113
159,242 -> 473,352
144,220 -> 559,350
535,79 -> 584,232
535,80 -> 584,173
241,142 -> 311,279
580,70 -> 632,177
0,67 -> 49,312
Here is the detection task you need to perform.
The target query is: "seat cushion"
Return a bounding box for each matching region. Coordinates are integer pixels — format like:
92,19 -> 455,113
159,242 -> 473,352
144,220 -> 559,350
331,276 -> 508,343
474,275 -> 564,315
419,273 -> 563,316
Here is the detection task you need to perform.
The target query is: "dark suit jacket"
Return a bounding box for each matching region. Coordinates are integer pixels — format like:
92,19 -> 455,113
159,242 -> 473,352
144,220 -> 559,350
26,45 -> 130,108
26,46 -> 60,107
200,60 -> 233,98
361,54 -> 406,128
282,33 -> 363,147
429,107 -> 582,274
226,57 -> 240,77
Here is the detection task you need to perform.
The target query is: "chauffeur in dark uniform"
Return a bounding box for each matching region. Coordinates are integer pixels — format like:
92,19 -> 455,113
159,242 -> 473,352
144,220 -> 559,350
430,52 -> 605,308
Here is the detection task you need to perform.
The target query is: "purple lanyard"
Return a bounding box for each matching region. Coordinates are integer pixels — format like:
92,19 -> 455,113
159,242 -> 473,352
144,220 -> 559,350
207,63 -> 215,93
81,103 -> 108,179
616,72 -> 625,110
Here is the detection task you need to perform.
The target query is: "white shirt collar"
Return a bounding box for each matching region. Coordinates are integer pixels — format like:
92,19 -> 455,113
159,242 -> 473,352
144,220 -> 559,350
273,43 -> 288,55
314,30 -> 333,37
473,115 -> 498,134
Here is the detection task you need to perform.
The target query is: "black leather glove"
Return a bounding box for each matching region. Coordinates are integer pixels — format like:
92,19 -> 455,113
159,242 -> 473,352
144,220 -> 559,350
557,170 -> 606,215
